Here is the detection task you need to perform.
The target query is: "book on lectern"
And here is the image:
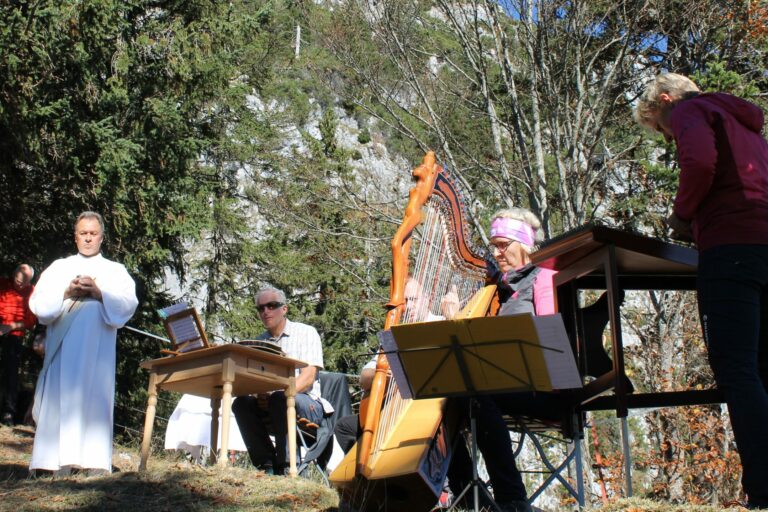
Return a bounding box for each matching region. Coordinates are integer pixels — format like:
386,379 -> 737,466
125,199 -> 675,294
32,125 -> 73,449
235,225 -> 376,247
378,313 -> 582,400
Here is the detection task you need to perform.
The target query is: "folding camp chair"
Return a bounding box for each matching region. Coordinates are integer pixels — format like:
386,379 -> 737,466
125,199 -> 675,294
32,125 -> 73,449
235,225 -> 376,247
475,291 -> 628,508
297,371 -> 353,484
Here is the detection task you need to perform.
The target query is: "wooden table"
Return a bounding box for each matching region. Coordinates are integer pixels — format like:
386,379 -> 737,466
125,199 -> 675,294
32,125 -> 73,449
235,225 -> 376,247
138,344 -> 306,476
531,225 -> 705,499
530,224 -> 711,416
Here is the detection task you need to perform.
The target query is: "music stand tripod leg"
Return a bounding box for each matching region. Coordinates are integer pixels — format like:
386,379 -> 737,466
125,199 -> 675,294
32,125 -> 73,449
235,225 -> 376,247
448,398 -> 502,512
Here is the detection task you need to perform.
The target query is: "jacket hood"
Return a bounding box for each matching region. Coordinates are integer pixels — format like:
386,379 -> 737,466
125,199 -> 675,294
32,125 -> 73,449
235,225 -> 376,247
696,92 -> 765,133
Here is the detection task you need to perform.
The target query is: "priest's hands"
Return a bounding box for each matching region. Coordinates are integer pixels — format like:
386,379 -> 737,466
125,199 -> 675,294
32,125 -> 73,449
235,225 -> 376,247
65,275 -> 103,301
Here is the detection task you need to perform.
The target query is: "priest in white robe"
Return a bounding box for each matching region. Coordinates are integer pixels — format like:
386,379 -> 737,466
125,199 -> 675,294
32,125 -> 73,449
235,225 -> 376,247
29,211 -> 138,473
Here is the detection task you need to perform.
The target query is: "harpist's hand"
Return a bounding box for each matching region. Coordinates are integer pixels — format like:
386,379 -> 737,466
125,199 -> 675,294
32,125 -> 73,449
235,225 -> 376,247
440,286 -> 460,320
484,258 -> 502,285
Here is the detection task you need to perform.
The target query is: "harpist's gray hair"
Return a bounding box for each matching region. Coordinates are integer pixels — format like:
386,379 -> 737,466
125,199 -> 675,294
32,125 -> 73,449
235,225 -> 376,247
490,207 -> 545,253
74,211 -> 105,233
256,287 -> 287,305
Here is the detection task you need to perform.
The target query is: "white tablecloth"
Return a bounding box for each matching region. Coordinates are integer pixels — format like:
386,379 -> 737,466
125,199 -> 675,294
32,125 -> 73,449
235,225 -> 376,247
164,394 -> 248,454
164,393 -> 346,471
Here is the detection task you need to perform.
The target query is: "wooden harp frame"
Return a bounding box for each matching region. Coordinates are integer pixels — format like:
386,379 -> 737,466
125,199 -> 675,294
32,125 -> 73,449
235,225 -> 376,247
356,151 -> 489,473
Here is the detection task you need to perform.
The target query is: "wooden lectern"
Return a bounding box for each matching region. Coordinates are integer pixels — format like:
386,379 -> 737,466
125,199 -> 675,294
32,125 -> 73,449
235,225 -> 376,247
530,224 -> 723,498
531,224 -> 723,414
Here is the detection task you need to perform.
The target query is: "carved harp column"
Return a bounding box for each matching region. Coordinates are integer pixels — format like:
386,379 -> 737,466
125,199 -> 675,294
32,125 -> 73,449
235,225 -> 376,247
333,152 -> 492,509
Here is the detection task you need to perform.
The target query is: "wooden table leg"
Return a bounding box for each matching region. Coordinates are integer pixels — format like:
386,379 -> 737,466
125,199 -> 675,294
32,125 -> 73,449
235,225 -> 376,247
218,380 -> 233,467
139,372 -> 158,471
286,377 -> 297,477
209,397 -> 221,466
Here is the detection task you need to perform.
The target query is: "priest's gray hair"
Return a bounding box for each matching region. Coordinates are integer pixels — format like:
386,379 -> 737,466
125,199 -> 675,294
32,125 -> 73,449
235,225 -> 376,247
74,211 -> 105,234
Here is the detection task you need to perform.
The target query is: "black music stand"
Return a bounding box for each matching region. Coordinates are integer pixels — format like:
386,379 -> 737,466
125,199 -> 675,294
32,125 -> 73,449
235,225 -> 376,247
381,313 -> 581,512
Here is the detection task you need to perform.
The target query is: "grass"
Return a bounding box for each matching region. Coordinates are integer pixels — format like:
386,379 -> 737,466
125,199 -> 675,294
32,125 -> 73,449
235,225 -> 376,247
0,424 -> 752,511
0,424 -> 338,511
594,500 -> 748,512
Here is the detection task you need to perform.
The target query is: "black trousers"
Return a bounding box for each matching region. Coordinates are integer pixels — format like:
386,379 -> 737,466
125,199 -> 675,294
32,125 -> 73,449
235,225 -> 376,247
232,391 -> 323,470
334,413 -> 361,454
698,244 -> 768,508
446,396 -> 527,504
0,334 -> 23,420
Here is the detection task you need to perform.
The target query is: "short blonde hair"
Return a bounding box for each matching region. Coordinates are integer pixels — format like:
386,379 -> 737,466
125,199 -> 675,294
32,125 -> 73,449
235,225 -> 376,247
490,207 -> 545,252
634,73 -> 700,129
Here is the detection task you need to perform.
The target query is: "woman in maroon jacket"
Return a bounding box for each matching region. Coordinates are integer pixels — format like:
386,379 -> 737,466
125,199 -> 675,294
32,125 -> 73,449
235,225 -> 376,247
636,73 -> 768,509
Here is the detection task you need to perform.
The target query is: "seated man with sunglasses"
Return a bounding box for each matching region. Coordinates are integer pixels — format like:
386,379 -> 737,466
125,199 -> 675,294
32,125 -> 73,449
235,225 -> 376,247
232,287 -> 327,475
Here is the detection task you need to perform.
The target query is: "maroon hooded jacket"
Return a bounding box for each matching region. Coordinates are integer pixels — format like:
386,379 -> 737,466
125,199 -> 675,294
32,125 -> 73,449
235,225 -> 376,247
670,92 -> 768,251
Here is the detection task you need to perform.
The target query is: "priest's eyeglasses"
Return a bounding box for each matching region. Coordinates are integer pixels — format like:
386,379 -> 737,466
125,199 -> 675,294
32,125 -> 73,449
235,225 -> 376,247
257,301 -> 285,312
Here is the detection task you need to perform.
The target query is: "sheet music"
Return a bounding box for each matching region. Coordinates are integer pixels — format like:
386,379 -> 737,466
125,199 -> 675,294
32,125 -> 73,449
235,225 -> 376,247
532,314 -> 582,389
377,330 -> 413,400
387,313 -> 583,399
158,302 -> 203,352
168,318 -> 197,340
389,316 -> 549,397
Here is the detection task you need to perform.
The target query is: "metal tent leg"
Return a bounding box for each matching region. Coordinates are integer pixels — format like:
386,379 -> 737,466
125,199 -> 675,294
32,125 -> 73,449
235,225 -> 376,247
621,416 -> 633,497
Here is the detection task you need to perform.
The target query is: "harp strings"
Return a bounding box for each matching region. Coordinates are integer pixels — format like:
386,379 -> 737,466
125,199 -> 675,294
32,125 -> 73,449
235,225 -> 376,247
372,199 -> 482,456
372,376 -> 405,456
408,199 -> 482,322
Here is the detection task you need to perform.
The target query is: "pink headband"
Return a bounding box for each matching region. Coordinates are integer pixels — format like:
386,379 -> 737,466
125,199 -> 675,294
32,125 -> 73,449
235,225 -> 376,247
490,217 -> 535,247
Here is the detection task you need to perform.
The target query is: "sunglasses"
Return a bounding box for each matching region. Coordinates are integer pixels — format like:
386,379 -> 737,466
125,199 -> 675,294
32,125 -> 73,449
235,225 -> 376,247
256,301 -> 284,313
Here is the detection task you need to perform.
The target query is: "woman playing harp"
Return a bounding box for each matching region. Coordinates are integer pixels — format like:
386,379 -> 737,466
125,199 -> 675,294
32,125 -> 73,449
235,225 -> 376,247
445,208 -> 551,512
329,152 -> 495,510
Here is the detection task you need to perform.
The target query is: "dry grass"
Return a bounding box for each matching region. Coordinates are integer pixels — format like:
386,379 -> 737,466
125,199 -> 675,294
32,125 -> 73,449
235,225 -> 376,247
0,424 -> 754,511
592,499 -> 749,511
0,424 -> 338,511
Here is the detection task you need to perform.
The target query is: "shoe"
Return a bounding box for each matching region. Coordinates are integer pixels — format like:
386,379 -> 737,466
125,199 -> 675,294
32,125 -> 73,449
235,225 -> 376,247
723,499 -> 747,509
28,469 -> 54,479
1,412 -> 13,426
255,462 -> 273,474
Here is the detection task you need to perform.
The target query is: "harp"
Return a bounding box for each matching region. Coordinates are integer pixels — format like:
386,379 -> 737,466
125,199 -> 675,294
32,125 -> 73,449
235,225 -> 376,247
330,152 -> 496,510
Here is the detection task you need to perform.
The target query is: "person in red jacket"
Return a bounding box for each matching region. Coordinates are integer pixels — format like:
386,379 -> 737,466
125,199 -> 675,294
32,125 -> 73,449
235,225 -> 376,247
0,264 -> 37,425
636,73 -> 768,509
